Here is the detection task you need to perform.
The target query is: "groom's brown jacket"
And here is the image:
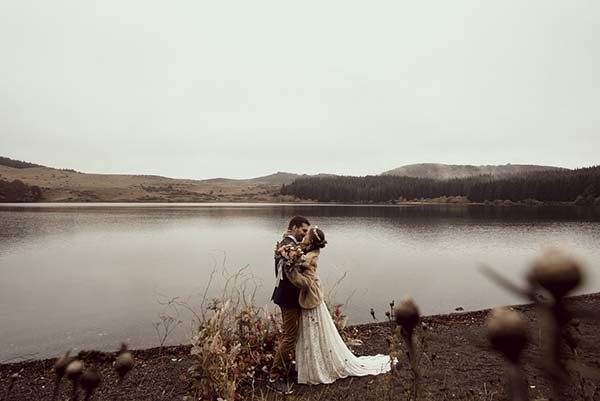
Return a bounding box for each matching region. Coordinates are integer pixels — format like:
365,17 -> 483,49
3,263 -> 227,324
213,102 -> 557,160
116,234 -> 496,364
285,249 -> 324,309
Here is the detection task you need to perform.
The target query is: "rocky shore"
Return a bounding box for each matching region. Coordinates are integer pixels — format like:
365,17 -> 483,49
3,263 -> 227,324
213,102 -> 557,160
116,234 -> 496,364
1,293 -> 599,401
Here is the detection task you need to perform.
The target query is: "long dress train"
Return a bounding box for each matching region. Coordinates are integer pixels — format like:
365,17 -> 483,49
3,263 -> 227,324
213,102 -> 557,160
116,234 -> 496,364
295,302 -> 392,384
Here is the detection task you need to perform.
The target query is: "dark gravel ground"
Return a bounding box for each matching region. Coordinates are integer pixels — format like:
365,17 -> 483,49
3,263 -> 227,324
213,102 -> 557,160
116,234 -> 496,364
2,293 -> 600,401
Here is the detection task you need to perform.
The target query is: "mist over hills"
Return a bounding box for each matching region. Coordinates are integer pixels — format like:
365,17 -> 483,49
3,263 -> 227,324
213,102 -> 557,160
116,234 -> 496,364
382,163 -> 565,180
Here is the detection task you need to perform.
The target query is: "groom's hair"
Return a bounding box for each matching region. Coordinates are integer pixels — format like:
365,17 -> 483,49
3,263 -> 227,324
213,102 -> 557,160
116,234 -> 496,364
288,215 -> 310,229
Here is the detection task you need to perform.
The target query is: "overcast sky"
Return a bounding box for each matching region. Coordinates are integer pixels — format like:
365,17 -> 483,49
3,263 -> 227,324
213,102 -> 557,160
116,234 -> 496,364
1,1 -> 599,179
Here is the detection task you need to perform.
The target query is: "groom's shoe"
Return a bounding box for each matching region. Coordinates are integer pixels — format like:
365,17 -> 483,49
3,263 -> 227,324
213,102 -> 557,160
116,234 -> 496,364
267,379 -> 294,395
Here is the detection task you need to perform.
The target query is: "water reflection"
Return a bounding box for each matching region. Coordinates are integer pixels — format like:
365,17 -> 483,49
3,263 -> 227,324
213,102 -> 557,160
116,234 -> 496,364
0,203 -> 599,361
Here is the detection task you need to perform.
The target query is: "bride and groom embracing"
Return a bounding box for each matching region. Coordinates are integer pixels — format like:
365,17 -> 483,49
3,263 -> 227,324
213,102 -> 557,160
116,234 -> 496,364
267,216 -> 391,394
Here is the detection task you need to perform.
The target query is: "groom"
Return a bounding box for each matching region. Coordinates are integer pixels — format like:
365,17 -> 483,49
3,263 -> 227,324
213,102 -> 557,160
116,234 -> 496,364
268,215 -> 310,394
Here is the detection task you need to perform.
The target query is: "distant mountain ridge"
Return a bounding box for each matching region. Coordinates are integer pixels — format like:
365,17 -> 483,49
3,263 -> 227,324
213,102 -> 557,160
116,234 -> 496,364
206,172 -> 304,186
1,156 -> 567,183
199,172 -> 337,186
249,172 -> 339,185
248,172 -> 302,185
0,156 -> 574,202
381,163 -> 566,180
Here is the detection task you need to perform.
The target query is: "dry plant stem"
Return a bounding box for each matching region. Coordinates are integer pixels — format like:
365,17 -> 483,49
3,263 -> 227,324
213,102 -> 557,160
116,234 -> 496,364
507,364 -> 528,401
387,327 -> 403,401
70,380 -> 79,401
480,265 -> 538,302
546,301 -> 570,400
153,314 -> 181,356
326,271 -> 348,306
387,359 -> 395,401
402,329 -> 421,399
200,266 -> 218,321
157,295 -> 202,343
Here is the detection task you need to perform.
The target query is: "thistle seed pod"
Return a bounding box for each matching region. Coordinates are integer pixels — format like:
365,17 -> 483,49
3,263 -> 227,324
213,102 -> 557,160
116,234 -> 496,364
52,351 -> 74,401
393,297 -> 422,397
115,344 -> 134,382
486,308 -> 528,363
53,351 -> 73,381
65,360 -> 84,382
80,367 -> 101,400
527,249 -> 583,300
65,359 -> 84,400
394,297 -> 421,334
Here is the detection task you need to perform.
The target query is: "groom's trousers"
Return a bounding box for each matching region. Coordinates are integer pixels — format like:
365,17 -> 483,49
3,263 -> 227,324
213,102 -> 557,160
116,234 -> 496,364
270,306 -> 301,380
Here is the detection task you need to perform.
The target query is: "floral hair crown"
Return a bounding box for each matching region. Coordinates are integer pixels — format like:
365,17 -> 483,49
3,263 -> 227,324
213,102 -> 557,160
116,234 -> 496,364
312,226 -> 322,242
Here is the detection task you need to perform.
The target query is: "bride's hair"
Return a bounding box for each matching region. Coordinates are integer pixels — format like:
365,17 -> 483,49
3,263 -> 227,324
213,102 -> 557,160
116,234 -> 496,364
304,227 -> 327,252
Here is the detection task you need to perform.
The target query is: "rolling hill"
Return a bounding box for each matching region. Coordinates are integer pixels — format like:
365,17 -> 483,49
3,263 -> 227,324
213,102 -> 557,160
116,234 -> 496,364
0,157 -> 316,202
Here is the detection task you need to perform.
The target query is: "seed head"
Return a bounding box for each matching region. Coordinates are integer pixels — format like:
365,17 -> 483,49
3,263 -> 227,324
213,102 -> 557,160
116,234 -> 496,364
115,345 -> 134,381
53,351 -> 74,380
394,297 -> 421,333
486,307 -> 528,363
528,249 -> 583,300
65,360 -> 84,382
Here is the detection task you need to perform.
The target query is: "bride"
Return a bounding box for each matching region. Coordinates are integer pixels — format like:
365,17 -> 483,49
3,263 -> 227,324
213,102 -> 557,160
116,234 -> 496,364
284,227 -> 392,384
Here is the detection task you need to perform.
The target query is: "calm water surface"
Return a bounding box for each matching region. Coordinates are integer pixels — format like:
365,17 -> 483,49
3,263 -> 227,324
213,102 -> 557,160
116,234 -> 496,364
1,203 -> 599,361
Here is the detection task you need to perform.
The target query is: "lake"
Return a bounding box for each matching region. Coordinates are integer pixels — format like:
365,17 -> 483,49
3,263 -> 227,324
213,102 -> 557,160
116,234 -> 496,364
1,203 -> 599,362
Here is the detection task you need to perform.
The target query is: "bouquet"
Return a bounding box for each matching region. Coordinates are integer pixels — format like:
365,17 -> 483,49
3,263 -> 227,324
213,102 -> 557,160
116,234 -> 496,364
278,244 -> 305,264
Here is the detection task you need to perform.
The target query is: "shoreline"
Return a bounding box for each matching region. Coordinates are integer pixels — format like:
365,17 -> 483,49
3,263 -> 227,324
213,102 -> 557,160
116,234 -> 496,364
2,293 -> 599,400
0,199 -> 586,207
1,292 -> 596,366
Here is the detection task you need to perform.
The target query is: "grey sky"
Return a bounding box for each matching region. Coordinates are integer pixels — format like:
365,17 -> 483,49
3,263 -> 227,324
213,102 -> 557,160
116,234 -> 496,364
1,1 -> 599,179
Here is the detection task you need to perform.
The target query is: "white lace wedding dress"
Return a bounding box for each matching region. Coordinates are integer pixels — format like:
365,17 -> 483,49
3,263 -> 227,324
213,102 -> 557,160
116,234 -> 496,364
295,302 -> 392,384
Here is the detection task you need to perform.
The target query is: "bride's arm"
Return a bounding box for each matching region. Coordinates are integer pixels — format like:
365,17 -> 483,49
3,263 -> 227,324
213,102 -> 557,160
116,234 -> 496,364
285,255 -> 318,289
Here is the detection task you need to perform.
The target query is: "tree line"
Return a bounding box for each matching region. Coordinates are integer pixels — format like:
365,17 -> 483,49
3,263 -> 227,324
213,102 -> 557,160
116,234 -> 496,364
0,156 -> 44,169
280,166 -> 600,205
0,179 -> 43,202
